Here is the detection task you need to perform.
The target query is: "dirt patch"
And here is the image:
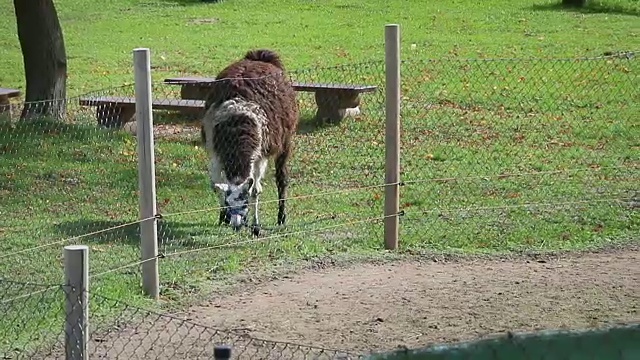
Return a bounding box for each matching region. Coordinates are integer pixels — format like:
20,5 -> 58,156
41,247 -> 639,359
184,247 -> 639,354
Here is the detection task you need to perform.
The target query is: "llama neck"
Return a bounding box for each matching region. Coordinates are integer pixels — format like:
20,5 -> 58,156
229,175 -> 249,186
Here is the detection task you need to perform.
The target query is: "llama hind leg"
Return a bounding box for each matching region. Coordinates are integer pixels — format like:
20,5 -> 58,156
275,150 -> 290,226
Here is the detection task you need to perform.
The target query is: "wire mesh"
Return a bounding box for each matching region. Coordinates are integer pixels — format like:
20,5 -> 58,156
147,59 -> 388,295
0,280 -> 65,359
2,49 -> 638,359
0,88 -> 145,291
398,51 -> 639,251
58,293 -> 362,360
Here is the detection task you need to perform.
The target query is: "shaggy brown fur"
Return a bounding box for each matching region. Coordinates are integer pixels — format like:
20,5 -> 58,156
202,49 -> 299,231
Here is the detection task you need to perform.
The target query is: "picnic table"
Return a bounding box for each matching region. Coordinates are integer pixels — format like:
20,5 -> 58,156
78,77 -> 377,127
77,97 -> 205,128
164,76 -> 377,124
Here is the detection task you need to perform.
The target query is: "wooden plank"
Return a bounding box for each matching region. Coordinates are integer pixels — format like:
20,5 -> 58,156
79,96 -> 205,110
163,77 -> 378,93
164,76 -> 215,84
293,83 -> 377,93
0,88 -> 21,97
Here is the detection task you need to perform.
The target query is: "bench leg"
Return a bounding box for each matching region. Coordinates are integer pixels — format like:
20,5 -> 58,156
0,95 -> 11,119
314,90 -> 361,125
180,85 -> 208,117
96,105 -> 135,128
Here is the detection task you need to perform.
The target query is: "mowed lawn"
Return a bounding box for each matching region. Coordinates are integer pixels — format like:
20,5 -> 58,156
0,0 -> 639,355
0,0 -> 639,93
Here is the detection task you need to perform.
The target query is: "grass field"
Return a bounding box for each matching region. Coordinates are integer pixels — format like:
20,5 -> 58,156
1,0 -> 639,94
0,0 -> 639,356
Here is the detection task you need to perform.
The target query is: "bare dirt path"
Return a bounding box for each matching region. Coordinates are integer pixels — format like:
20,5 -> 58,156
186,247 -> 639,354
72,247 -> 639,359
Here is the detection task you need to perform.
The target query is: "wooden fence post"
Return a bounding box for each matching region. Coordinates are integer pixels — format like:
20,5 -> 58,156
64,245 -> 89,360
134,48 -> 159,299
384,24 -> 401,250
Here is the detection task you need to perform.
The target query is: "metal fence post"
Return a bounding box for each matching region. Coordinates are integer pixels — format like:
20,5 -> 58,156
64,245 -> 89,360
134,47 -> 160,299
214,345 -> 232,360
384,24 -> 401,250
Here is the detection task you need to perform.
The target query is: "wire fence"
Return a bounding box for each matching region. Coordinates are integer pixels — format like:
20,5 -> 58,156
0,46 -> 638,358
2,277 -> 639,359
0,279 -> 361,360
397,52 -> 638,252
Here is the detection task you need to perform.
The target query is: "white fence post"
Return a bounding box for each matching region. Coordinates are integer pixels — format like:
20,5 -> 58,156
384,24 -> 401,250
64,245 -> 89,360
134,48 -> 160,299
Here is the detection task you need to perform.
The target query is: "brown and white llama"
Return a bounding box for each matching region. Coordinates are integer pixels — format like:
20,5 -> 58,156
201,49 -> 299,236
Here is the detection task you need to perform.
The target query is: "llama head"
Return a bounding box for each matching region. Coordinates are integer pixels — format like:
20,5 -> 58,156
215,178 -> 254,231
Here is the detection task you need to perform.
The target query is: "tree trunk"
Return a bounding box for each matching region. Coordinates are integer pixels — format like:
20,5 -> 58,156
14,0 -> 67,121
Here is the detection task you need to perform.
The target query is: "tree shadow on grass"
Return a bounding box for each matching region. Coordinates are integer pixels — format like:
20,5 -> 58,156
53,219 -> 226,250
157,0 -> 223,6
0,118 -> 125,158
529,1 -> 640,16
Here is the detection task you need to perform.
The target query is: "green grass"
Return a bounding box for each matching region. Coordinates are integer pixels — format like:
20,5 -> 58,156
1,0 -> 639,94
1,0 -> 639,356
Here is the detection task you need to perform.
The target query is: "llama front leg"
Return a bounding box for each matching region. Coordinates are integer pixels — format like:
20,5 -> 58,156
208,154 -> 227,225
275,150 -> 290,226
250,158 -> 268,236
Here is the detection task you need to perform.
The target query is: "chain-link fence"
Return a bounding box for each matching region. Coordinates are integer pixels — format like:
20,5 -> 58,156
3,275 -> 639,359
397,51 -> 638,252
1,277 -> 361,360
0,89 -> 146,290
1,41 -> 638,359
0,280 -> 66,359
141,61 -> 388,295
81,293 -> 361,360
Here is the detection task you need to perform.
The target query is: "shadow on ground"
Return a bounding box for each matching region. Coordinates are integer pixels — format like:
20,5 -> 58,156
53,219 -> 225,249
529,1 -> 640,16
157,0 -> 223,6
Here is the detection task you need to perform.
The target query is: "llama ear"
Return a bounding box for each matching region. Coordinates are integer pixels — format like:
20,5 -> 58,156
214,183 -> 229,193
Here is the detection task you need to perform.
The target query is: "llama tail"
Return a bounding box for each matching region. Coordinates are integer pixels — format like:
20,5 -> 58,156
244,49 -> 284,70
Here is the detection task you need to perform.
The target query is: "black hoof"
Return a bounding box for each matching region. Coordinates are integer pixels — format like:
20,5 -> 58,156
218,210 -> 228,225
252,225 -> 261,237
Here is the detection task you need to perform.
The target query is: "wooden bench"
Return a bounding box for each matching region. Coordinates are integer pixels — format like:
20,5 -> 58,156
164,77 -> 378,124
78,96 -> 205,127
0,88 -> 21,116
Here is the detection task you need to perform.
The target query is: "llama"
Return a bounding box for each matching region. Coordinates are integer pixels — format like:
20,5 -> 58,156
201,49 -> 299,236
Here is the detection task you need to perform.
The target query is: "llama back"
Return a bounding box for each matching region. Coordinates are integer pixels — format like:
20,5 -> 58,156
243,49 -> 284,70
204,50 -> 294,113
203,49 -> 299,145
